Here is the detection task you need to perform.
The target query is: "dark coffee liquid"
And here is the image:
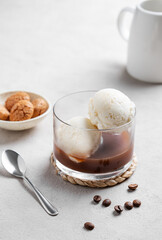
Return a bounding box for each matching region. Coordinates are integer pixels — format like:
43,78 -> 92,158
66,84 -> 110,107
54,131 -> 134,174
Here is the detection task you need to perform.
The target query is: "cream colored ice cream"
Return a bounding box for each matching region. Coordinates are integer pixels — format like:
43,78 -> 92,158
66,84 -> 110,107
89,89 -> 135,129
56,116 -> 101,159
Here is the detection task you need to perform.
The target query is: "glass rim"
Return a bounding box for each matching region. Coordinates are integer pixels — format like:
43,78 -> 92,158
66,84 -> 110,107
53,90 -> 136,132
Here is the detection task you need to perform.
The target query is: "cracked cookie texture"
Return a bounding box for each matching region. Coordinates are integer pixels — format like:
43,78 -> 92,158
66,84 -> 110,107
10,100 -> 34,121
32,98 -> 48,118
5,92 -> 30,111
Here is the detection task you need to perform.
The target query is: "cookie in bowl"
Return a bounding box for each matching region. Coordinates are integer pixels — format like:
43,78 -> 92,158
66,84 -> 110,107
10,100 -> 34,121
0,104 -> 10,120
32,98 -> 48,118
0,91 -> 51,130
5,91 -> 30,111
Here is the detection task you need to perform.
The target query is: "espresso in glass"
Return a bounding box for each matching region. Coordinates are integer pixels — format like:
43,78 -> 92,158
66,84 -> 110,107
53,91 -> 135,180
54,131 -> 134,174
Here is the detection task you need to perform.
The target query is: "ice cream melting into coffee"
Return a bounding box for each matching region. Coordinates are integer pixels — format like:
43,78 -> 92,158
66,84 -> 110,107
56,116 -> 101,159
55,89 -> 135,172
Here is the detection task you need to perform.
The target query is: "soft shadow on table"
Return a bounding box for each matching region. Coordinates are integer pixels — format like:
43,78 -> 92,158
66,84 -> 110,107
0,161 -> 97,209
0,127 -> 37,145
0,164 -> 44,205
118,65 -> 162,88
0,157 -> 128,208
95,61 -> 162,90
40,157 -> 129,197
0,166 -> 13,178
41,159 -> 100,196
0,158 -> 97,203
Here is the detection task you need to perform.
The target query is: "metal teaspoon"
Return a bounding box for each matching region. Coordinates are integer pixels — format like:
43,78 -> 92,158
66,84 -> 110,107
2,149 -> 58,216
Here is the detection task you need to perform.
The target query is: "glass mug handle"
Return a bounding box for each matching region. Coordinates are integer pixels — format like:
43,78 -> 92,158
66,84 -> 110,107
117,7 -> 135,41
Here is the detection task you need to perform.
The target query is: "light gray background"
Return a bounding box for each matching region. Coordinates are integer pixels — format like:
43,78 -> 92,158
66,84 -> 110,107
0,0 -> 162,239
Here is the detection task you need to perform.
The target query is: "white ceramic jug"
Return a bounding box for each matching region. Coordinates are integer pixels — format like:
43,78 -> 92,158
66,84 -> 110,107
118,0 -> 162,83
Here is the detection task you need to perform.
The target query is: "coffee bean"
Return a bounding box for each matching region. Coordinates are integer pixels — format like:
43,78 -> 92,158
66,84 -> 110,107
114,205 -> 123,214
102,199 -> 111,207
84,222 -> 95,230
124,201 -> 133,210
93,195 -> 101,203
128,184 -> 138,190
133,199 -> 141,207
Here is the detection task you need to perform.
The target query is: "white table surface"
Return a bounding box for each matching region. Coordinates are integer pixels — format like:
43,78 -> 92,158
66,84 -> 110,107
0,0 -> 162,239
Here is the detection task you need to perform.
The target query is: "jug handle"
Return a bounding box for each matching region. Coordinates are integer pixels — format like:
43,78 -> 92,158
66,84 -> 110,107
117,7 -> 135,41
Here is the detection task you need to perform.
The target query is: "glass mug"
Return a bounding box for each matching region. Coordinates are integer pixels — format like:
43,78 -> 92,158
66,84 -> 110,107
53,91 -> 135,180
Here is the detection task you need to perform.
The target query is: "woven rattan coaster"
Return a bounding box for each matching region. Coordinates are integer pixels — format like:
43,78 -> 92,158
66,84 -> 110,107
51,153 -> 137,188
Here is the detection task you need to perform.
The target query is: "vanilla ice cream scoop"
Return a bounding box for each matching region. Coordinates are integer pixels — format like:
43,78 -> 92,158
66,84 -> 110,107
89,89 -> 135,129
56,116 -> 101,159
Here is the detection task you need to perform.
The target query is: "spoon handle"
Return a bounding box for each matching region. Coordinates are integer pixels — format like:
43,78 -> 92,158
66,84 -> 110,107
24,176 -> 58,216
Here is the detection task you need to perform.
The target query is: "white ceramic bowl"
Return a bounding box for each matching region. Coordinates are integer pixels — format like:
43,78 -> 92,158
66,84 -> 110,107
0,91 -> 51,131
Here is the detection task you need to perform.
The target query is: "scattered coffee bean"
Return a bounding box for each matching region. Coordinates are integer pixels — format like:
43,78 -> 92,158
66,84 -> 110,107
84,222 -> 95,231
133,199 -> 141,207
102,199 -> 111,207
128,184 -> 138,190
93,195 -> 102,203
124,201 -> 133,210
114,205 -> 123,214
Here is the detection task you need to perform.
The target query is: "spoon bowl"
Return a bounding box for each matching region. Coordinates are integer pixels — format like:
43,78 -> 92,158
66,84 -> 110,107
2,150 -> 26,178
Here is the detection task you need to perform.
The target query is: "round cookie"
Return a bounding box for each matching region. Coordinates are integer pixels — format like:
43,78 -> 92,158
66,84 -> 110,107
0,104 -> 10,120
10,100 -> 34,121
5,92 -> 30,111
32,98 -> 48,118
